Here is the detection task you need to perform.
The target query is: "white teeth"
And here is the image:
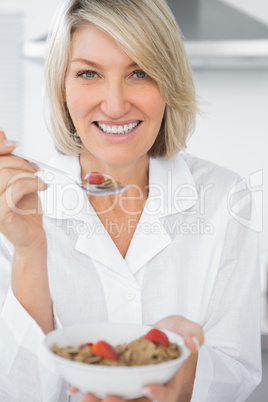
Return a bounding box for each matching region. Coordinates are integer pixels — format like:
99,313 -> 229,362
96,121 -> 140,134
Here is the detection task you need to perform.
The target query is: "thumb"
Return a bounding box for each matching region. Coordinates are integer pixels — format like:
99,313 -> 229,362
0,129 -> 17,154
154,315 -> 204,352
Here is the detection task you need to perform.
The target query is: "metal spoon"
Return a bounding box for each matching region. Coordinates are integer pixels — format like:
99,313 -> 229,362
12,151 -> 129,196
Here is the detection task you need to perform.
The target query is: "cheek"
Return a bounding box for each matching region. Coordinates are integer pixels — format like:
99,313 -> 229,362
139,88 -> 166,121
66,87 -> 91,119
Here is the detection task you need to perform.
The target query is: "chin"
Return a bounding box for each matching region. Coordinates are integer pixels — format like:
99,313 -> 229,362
103,155 -> 136,166
99,149 -> 145,166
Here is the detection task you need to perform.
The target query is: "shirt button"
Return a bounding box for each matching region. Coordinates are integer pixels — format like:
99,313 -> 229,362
127,291 -> 135,300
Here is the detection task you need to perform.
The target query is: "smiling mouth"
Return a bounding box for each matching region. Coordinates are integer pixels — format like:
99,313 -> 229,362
94,121 -> 141,135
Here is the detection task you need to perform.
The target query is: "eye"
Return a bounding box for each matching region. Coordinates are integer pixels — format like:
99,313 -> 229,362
77,70 -> 99,79
132,70 -> 148,79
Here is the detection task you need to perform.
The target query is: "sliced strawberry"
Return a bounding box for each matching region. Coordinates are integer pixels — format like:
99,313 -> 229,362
84,172 -> 104,185
144,328 -> 170,347
92,340 -> 119,361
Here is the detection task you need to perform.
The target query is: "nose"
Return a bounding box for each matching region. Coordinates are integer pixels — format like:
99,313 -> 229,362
99,80 -> 131,118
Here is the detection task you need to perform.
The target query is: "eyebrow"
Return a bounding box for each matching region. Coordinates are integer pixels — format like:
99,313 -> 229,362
71,58 -> 138,69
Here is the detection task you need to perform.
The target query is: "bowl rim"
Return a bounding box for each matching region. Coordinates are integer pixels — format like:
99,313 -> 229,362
43,322 -> 191,372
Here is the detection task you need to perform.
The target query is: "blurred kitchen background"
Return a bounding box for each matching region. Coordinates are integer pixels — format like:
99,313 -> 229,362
0,0 -> 267,400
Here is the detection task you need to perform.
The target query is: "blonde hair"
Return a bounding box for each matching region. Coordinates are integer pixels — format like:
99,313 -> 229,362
44,0 -> 198,159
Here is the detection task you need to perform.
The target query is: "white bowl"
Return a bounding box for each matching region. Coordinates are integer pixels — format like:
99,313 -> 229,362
42,322 -> 191,399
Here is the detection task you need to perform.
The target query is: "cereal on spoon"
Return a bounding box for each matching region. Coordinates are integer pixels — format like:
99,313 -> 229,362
83,172 -> 122,188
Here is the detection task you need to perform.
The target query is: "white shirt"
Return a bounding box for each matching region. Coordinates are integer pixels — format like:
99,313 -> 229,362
0,152 -> 262,402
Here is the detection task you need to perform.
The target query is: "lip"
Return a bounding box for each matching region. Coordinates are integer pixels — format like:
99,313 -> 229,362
94,119 -> 141,125
93,121 -> 143,143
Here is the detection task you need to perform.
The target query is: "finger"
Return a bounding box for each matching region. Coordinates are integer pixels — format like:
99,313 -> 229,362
66,387 -> 100,402
102,396 -> 126,402
184,335 -> 200,353
0,129 -> 18,154
84,394 -> 134,402
0,173 -> 47,218
127,398 -> 148,402
142,384 -> 174,402
0,169 -> 39,195
4,176 -> 48,217
67,385 -> 79,395
5,172 -> 47,191
0,154 -> 39,173
81,393 -> 100,402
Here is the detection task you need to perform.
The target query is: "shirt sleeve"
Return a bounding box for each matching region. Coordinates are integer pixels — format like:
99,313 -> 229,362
191,181 -> 262,401
0,235 -> 64,402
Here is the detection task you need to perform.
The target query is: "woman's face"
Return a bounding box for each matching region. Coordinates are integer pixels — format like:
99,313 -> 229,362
65,23 -> 166,167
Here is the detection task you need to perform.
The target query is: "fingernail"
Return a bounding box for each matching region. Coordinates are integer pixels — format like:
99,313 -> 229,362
192,336 -> 200,350
142,387 -> 155,399
29,162 -> 40,171
4,140 -> 17,147
0,128 -> 4,132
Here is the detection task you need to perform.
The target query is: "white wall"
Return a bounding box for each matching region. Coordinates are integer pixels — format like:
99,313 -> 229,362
0,0 -> 61,41
0,13 -> 23,142
21,59 -> 56,161
219,0 -> 268,26
0,0 -> 61,159
188,69 -> 268,250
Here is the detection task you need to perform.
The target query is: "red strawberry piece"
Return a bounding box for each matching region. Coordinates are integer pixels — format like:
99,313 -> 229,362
84,172 -> 104,185
144,328 -> 170,347
81,342 -> 93,349
92,340 -> 119,361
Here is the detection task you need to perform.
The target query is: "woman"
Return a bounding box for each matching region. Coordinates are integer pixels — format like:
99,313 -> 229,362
0,0 -> 261,401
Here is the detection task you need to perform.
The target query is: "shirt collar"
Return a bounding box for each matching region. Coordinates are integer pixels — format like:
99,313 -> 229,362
146,153 -> 198,218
